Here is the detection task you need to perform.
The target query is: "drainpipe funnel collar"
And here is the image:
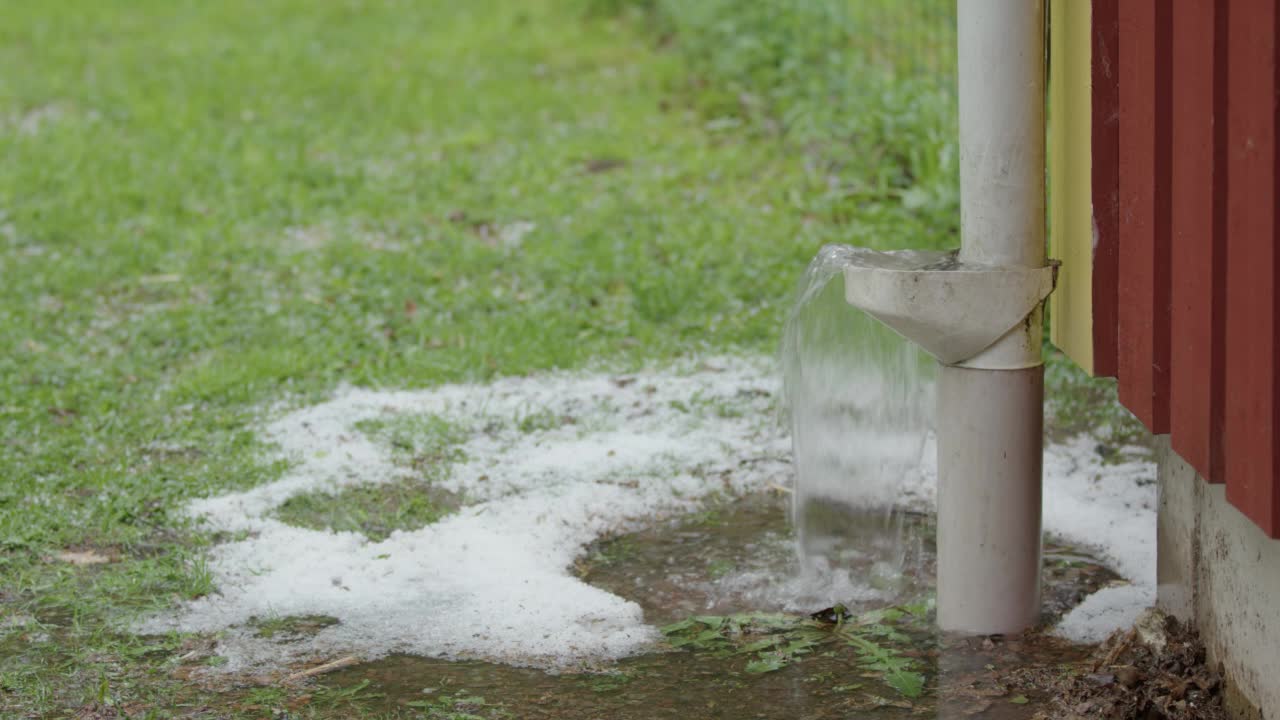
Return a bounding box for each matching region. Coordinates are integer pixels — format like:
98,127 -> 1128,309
842,250 -> 1057,369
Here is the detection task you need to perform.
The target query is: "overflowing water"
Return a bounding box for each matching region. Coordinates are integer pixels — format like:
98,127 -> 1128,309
781,244 -> 939,586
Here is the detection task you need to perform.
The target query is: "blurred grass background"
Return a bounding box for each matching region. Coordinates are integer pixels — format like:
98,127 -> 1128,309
611,0 -> 961,250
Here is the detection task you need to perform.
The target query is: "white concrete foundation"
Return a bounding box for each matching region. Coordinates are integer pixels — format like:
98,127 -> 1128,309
1157,437 -> 1279,718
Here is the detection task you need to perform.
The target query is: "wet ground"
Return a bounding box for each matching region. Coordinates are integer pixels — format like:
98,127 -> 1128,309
302,493 -> 1126,718
576,491 -> 932,624
334,636 -> 1097,719
324,615 -> 1121,719
579,492 -> 1120,629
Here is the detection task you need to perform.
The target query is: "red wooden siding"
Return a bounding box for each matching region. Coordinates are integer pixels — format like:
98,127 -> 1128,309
1091,0 -> 1121,378
1168,0 -> 1226,483
1116,0 -> 1171,433
1223,0 -> 1280,535
1090,0 -> 1280,537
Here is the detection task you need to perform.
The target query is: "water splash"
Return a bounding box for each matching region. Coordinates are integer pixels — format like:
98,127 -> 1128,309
781,244 -> 937,583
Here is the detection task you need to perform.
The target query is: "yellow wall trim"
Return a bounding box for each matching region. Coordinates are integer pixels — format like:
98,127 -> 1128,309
1048,0 -> 1095,374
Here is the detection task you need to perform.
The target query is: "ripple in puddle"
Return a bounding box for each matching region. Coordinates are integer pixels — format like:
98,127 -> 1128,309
577,491 -> 932,624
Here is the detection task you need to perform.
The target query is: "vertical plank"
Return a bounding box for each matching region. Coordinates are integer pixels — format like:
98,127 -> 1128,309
1049,0 -> 1097,373
1224,0 -> 1280,536
1090,0 -> 1121,378
1210,0 -> 1230,484
1116,0 -> 1172,433
1168,0 -> 1226,482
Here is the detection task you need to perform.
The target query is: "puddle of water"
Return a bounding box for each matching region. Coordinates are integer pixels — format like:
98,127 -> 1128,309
298,496 -> 1119,719
325,624 -> 1095,720
578,492 -> 932,624
339,650 -> 921,719
577,492 -> 1119,634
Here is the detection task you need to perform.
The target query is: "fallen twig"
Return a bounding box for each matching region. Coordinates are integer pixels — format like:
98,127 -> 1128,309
282,656 -> 360,684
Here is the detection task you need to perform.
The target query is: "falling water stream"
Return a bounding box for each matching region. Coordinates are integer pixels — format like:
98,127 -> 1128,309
781,244 -> 939,589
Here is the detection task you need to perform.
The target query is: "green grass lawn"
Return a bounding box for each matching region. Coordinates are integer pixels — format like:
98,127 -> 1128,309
0,1 -> 1130,717
0,1 -> 897,715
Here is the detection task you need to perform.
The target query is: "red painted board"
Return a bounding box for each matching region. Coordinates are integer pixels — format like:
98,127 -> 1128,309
1224,0 -> 1280,537
1168,0 -> 1226,483
1091,0 -> 1121,379
1116,0 -> 1172,433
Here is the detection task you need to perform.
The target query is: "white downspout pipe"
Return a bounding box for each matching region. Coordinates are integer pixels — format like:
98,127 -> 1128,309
937,0 -> 1047,634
